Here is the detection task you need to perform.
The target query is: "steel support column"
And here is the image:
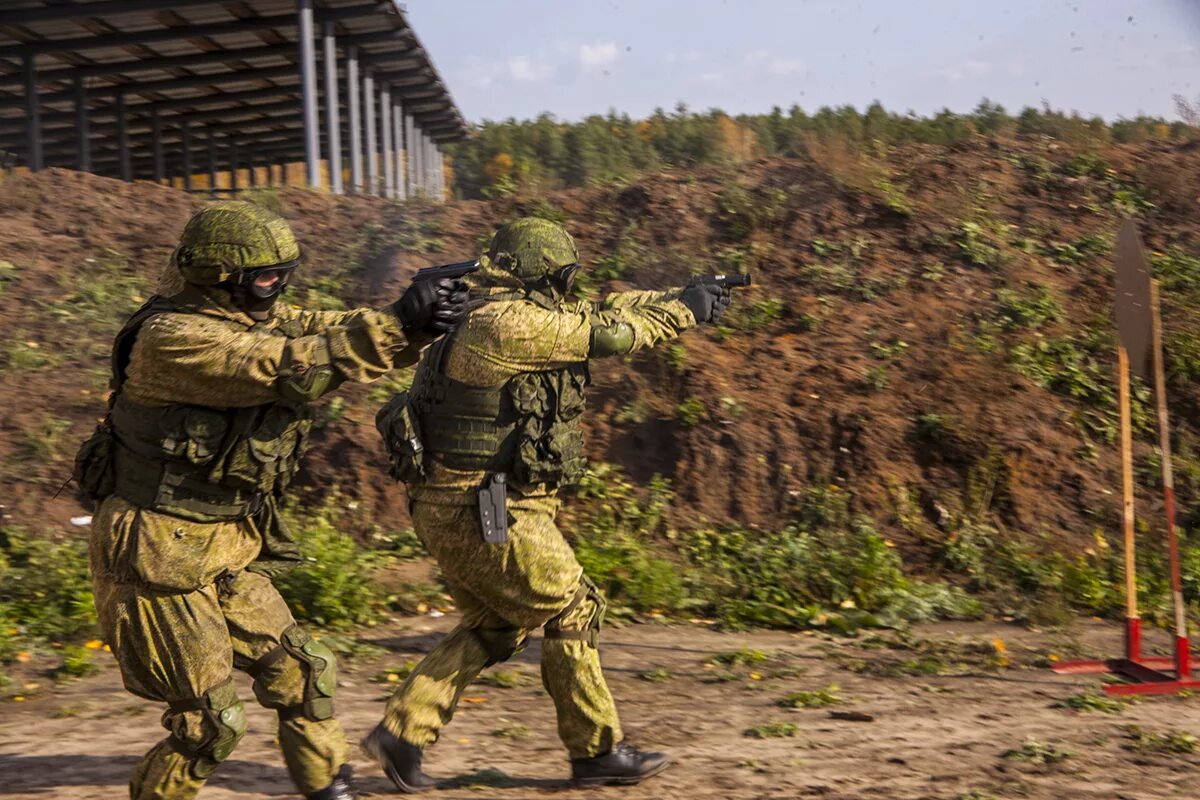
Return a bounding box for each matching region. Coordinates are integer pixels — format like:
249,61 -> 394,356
363,67 -> 377,195
116,91 -> 131,181
398,94 -> 412,200
380,84 -> 394,199
181,120 -> 192,190
404,111 -> 416,197
151,108 -> 164,183
23,54 -> 42,171
346,45 -> 363,193
230,140 -> 239,191
207,129 -> 217,189
297,0 -> 320,188
322,21 -> 343,194
74,76 -> 91,172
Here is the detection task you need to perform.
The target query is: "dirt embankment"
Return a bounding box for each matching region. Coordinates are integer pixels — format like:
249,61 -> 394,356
2,136 -> 1200,560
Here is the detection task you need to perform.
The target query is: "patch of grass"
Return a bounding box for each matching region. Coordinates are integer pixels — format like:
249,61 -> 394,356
0,527 -> 97,654
374,661 -> 417,685
1038,235 -> 1108,266
777,683 -> 841,708
666,343 -> 688,374
710,648 -> 769,667
1002,737 -> 1072,765
677,396 -> 707,427
715,184 -> 786,240
275,496 -> 388,628
745,720 -> 798,739
955,221 -> 1006,269
491,720 -> 533,740
638,667 -> 672,683
724,298 -> 786,331
1122,725 -> 1197,754
995,284 -> 1061,330
53,644 -> 99,680
1052,689 -> 1129,714
1,339 -> 64,372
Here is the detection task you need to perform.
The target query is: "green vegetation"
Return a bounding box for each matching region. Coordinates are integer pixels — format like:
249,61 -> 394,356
1122,725 -> 1198,755
1052,689 -> 1129,714
777,683 -> 841,708
744,720 -> 798,739
275,497 -> 389,628
1002,737 -> 1073,765
449,100 -> 1194,198
478,669 -> 531,689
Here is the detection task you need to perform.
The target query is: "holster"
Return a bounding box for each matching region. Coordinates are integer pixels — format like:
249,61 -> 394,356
477,473 -> 509,545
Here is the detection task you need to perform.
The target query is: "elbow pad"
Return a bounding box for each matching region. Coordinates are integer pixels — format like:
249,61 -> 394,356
588,322 -> 635,357
278,338 -> 335,404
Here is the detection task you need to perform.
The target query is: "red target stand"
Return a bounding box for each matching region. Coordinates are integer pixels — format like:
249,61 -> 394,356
1052,220 -> 1199,695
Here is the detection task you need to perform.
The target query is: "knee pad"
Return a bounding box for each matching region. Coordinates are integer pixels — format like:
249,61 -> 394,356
471,625 -> 527,666
165,676 -> 247,775
544,578 -> 606,649
247,625 -> 337,722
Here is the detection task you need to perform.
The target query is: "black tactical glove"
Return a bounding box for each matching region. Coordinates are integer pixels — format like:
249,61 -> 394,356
680,282 -> 732,324
394,277 -> 470,335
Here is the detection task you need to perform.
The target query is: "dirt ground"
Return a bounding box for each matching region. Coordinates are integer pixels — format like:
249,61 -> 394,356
2,617 -> 1198,800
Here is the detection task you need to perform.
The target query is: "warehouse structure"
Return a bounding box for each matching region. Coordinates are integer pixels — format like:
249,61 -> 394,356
0,0 -> 468,200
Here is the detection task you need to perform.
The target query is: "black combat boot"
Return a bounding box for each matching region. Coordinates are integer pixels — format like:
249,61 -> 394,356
361,724 -> 437,794
306,765 -> 357,800
570,742 -> 670,786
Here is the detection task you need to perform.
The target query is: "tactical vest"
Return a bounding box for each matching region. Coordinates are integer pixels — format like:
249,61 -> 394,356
399,299 -> 590,491
104,297 -> 313,522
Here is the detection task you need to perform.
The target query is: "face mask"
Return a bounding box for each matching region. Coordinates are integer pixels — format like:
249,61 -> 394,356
222,259 -> 299,319
549,263 -> 581,296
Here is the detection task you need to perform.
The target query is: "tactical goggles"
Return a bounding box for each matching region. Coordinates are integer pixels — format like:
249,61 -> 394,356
552,262 -> 580,288
238,257 -> 300,300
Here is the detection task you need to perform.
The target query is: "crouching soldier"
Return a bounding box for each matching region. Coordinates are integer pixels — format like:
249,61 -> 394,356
368,218 -> 734,791
75,201 -> 468,800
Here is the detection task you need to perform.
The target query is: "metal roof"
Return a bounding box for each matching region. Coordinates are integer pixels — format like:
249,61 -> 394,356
0,0 -> 467,189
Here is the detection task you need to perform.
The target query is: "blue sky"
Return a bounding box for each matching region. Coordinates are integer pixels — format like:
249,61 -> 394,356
406,0 -> 1200,124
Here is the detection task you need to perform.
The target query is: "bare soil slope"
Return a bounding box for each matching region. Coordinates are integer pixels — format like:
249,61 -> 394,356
2,137 -> 1200,558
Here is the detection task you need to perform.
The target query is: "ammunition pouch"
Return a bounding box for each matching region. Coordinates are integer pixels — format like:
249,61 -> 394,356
73,419 -> 117,504
375,391 -> 427,484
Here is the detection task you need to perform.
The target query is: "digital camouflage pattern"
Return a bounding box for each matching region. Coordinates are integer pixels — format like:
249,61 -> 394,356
382,218 -> 697,761
170,201 -> 301,286
91,242 -> 428,798
384,498 -> 620,758
486,217 -> 579,282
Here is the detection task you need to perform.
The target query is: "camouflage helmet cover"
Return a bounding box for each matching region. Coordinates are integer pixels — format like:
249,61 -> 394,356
170,201 -> 301,286
486,217 -> 579,284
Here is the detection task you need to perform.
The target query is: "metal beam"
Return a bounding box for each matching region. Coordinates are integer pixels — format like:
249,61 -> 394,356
0,62 -> 431,113
322,22 -> 343,194
346,45 -> 363,193
363,67 -> 377,194
297,0 -> 320,189
0,0 -> 244,26
0,5 -> 400,60
404,111 -> 415,197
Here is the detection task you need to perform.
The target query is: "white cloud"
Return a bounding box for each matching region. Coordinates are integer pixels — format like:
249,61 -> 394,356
508,56 -> 551,82
768,57 -> 805,76
939,59 -> 993,82
700,71 -> 725,83
580,41 -> 619,69
745,48 -> 771,63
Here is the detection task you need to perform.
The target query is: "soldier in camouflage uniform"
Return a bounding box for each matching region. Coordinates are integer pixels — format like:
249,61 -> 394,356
367,218 -> 733,791
77,201 -> 468,800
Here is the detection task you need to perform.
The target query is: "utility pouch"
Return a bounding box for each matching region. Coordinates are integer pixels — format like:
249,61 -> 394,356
375,391 -> 427,484
73,419 -> 117,503
477,473 -> 509,545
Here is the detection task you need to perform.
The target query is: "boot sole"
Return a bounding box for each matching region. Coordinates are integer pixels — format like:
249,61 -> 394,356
571,760 -> 670,787
360,730 -> 436,795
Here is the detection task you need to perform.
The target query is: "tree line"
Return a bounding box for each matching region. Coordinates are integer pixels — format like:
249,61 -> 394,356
445,99 -> 1198,199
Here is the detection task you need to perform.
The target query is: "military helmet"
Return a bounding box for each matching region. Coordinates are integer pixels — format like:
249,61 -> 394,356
171,201 -> 301,286
487,218 -> 579,284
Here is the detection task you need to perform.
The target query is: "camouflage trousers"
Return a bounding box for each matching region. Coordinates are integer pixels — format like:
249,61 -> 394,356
383,495 -> 622,759
89,497 -> 349,799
